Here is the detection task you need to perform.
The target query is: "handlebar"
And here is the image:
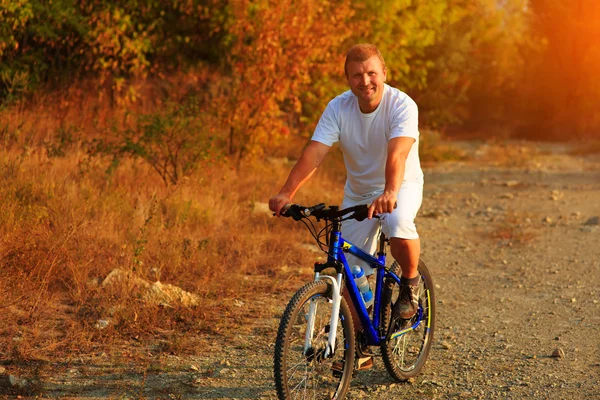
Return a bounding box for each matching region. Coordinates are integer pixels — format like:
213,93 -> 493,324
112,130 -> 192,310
279,203 -> 373,222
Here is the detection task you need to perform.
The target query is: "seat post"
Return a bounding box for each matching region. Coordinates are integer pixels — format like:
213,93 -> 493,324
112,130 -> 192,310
377,231 -> 388,258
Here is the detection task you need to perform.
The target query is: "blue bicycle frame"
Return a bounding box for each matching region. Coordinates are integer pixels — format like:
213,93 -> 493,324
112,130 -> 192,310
317,229 -> 427,351
331,231 -> 401,346
299,204 -> 429,359
308,226 -> 402,359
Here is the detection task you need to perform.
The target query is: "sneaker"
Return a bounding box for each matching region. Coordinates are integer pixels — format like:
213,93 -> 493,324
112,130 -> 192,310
392,283 -> 419,320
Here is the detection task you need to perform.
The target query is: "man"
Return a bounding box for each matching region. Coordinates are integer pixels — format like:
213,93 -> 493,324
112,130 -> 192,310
269,43 -> 424,367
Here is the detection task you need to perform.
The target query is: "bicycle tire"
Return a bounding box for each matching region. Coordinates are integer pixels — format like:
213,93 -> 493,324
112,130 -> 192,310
380,259 -> 436,380
274,280 -> 355,400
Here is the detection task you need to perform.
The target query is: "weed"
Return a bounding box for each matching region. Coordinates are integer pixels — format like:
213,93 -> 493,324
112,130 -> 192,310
45,125 -> 77,158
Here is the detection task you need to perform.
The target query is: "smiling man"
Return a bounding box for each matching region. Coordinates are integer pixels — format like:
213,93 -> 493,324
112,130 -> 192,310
269,44 -> 424,369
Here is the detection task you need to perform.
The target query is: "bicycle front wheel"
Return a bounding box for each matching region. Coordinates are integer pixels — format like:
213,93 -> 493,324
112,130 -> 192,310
381,259 -> 436,380
274,280 -> 355,400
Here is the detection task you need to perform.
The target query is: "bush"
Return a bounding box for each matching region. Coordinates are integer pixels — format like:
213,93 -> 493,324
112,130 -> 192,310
94,99 -> 224,185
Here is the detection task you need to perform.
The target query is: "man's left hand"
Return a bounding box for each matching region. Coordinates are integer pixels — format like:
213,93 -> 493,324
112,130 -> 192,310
368,191 -> 398,219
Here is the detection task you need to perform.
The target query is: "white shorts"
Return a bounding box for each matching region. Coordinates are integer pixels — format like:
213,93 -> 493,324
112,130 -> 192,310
341,182 -> 423,275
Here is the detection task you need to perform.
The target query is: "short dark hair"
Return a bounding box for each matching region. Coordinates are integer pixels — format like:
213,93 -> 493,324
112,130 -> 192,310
344,44 -> 386,76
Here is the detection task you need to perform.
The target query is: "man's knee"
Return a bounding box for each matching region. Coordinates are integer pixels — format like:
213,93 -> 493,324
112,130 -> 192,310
389,237 -> 420,262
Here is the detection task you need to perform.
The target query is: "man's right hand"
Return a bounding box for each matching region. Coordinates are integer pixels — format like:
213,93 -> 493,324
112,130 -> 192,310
267,141 -> 330,217
269,194 -> 292,217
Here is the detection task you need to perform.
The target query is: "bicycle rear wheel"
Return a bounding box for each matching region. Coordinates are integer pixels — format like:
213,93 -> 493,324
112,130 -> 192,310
380,259 -> 436,380
274,280 -> 355,400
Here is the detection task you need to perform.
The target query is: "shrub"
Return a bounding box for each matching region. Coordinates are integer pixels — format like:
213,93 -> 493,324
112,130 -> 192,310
94,99 -> 223,185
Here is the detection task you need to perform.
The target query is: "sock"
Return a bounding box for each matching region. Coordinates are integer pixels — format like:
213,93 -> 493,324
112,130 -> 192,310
400,275 -> 420,286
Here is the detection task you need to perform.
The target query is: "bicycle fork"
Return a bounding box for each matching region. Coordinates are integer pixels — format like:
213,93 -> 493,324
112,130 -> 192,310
303,272 -> 344,359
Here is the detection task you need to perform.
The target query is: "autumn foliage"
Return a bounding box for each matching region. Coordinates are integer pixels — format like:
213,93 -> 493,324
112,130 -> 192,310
219,0 -> 358,160
2,0 -> 599,148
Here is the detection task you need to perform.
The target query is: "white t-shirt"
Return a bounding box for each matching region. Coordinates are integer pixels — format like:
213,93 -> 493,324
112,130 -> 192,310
312,84 -> 423,200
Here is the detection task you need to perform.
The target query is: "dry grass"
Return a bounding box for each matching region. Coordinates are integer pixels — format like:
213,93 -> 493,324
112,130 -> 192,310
472,140 -> 543,168
0,77 -> 333,361
419,129 -> 469,164
0,147 -> 325,357
0,142 -> 329,359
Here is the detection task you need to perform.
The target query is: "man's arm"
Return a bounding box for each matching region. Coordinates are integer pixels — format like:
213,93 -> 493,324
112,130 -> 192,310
269,141 -> 331,216
368,136 -> 415,219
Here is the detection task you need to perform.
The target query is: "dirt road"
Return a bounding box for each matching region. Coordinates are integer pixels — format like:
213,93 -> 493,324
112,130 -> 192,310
3,141 -> 599,399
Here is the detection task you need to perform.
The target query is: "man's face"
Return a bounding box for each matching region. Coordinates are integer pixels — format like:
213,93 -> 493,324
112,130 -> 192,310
346,55 -> 387,113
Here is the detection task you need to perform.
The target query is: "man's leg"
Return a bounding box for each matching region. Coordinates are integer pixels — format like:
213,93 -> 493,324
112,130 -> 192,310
388,238 -> 421,319
390,237 -> 420,279
382,183 -> 423,320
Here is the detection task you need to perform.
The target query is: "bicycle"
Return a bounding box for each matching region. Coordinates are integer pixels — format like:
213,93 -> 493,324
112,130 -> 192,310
273,203 -> 436,399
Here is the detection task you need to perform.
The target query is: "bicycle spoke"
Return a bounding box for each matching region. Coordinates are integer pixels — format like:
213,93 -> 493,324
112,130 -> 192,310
275,280 -> 354,400
290,377 -> 305,398
399,335 -> 407,367
287,358 -> 307,383
381,260 -> 435,380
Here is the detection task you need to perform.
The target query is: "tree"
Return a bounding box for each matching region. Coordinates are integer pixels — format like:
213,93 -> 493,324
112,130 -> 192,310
217,0 -> 359,161
515,0 -> 600,138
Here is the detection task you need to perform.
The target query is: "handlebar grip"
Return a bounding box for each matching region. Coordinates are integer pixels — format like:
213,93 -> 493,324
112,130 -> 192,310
280,204 -> 304,220
351,206 -> 369,221
273,204 -> 289,217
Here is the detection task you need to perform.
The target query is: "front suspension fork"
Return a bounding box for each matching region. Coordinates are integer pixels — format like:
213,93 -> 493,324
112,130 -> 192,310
303,272 -> 343,358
